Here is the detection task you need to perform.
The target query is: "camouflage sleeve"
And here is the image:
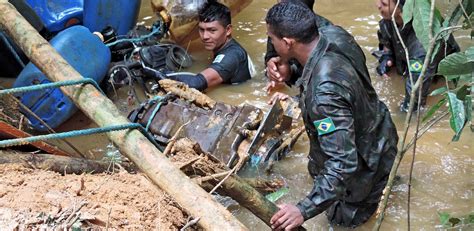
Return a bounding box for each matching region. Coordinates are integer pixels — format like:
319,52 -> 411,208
296,84 -> 358,220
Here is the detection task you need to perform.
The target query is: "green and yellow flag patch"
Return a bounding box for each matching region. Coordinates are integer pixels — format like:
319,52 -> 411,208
313,117 -> 336,136
409,60 -> 423,73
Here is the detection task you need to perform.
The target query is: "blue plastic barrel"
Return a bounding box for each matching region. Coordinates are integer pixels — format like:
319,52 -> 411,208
26,0 -> 84,33
13,25 -> 111,131
83,0 -> 142,35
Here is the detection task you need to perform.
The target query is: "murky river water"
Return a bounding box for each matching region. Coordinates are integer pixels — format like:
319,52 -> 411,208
1,0 -> 471,230
135,1 -> 473,230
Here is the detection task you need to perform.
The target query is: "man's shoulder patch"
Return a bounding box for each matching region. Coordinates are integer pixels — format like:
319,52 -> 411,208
313,117 -> 336,136
213,54 -> 225,63
409,60 -> 423,73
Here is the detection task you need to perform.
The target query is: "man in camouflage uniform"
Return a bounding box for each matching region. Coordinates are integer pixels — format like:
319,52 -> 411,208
266,2 -> 398,229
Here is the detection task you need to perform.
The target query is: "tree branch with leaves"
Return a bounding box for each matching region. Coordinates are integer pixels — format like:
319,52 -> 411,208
373,0 -> 473,230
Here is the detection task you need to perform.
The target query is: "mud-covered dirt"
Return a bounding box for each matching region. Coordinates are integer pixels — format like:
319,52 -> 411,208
0,163 -> 191,230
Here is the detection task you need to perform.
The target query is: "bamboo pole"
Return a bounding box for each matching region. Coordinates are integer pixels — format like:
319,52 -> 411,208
0,1 -> 247,230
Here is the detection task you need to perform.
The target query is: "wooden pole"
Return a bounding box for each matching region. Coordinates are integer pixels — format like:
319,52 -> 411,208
220,175 -> 279,225
0,1 -> 247,230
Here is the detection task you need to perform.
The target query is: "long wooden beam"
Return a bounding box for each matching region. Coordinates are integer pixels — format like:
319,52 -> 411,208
0,1 -> 247,230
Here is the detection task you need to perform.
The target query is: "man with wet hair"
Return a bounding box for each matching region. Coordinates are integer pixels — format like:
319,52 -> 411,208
264,0 -> 332,91
266,2 -> 398,229
157,0 -> 253,91
375,0 -> 459,112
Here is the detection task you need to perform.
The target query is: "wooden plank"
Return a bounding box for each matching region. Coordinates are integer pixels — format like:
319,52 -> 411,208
0,121 -> 70,156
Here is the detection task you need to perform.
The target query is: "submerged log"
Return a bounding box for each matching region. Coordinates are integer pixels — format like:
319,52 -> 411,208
170,138 -> 279,226
0,2 -> 246,230
0,151 -> 135,174
242,178 -> 285,194
158,79 -> 216,109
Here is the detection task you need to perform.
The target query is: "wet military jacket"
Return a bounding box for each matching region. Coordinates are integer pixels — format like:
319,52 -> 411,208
377,19 -> 459,101
294,34 -> 398,220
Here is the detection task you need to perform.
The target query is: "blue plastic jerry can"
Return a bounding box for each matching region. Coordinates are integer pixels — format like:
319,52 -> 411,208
83,0 -> 142,35
25,0 -> 84,33
13,25 -> 111,131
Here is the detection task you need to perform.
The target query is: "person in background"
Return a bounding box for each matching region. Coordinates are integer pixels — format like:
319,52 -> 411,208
150,0 -> 254,91
265,2 -> 398,229
375,0 -> 459,112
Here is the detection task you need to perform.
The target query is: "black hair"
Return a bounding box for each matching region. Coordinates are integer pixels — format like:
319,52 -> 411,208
265,2 -> 319,44
390,0 -> 405,8
281,0 -> 315,11
198,0 -> 231,27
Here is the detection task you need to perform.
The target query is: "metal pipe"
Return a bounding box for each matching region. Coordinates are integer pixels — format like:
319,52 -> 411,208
0,1 -> 247,230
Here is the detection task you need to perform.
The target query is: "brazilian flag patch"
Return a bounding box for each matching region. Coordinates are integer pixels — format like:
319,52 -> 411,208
409,60 -> 423,73
313,117 -> 336,136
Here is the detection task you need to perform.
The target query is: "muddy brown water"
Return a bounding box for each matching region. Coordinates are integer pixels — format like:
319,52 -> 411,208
0,0 -> 471,230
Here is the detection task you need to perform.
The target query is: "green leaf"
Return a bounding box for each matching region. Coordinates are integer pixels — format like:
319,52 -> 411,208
445,73 -> 472,82
447,92 -> 466,141
439,212 -> 451,227
465,95 -> 472,128
443,0 -> 473,28
468,213 -> 474,224
265,187 -> 289,202
423,97 -> 446,122
466,46 -> 474,62
430,86 -> 448,96
431,42 -> 441,63
412,0 -> 443,51
455,84 -> 470,100
438,52 -> 474,76
402,0 -> 415,27
459,73 -> 473,82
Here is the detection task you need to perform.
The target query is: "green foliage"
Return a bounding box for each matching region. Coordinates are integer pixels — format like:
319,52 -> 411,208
430,86 -> 448,96
411,0 -> 443,51
438,49 -> 474,76
433,46 -> 473,140
265,187 -> 289,202
402,0 -> 415,27
422,97 -> 446,123
447,92 -> 466,141
438,211 -> 474,228
443,0 -> 474,29
439,212 -> 451,226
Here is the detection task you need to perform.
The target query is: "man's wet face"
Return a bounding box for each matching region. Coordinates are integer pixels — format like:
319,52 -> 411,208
198,20 -> 230,52
376,0 -> 399,20
267,24 -> 289,59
